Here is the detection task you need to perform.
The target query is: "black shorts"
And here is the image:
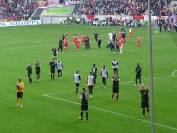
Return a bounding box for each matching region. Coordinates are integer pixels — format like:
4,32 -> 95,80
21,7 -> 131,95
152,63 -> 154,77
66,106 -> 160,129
113,68 -> 118,73
75,83 -> 80,87
81,103 -> 88,111
36,72 -> 40,75
28,74 -> 32,78
50,70 -> 55,73
17,92 -> 23,98
112,87 -> 119,93
88,86 -> 93,94
141,101 -> 149,108
57,69 -> 62,73
136,74 -> 141,79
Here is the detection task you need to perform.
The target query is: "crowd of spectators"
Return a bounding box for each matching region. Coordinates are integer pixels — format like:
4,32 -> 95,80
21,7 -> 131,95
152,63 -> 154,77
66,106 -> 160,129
77,0 -> 176,16
77,0 -> 147,16
0,0 -> 38,21
152,0 -> 177,16
0,0 -> 176,22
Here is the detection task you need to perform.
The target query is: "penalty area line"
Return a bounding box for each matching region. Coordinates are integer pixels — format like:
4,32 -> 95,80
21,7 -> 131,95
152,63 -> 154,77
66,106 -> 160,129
43,94 -> 177,131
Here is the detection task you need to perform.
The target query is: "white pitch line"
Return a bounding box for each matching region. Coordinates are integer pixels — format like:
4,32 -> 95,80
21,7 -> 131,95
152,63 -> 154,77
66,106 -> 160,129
43,94 -> 177,131
95,75 -> 176,88
0,44 -> 53,52
0,41 -> 101,53
0,40 -> 50,45
172,70 -> 177,76
43,90 -> 75,96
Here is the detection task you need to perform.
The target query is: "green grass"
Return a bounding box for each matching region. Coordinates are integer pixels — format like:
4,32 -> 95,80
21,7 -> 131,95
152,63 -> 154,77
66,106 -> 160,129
0,24 -> 177,133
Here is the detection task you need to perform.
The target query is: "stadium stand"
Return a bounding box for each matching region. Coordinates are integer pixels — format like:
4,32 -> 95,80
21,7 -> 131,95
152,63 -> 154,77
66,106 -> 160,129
77,0 -> 176,16
77,0 -> 149,16
0,0 -> 176,22
0,0 -> 38,21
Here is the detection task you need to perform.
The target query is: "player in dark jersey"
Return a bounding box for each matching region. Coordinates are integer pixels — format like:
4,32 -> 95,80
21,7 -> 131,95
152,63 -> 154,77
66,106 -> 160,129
97,36 -> 102,49
112,30 -> 116,43
79,88 -> 89,122
52,46 -> 57,60
94,31 -> 98,42
91,64 -> 98,85
121,29 -> 126,44
35,60 -> 41,82
139,83 -> 149,118
111,73 -> 120,102
49,59 -> 55,80
62,34 -> 65,40
58,38 -> 63,53
85,35 -> 90,50
134,63 -> 142,86
26,62 -> 32,84
110,40 -> 115,53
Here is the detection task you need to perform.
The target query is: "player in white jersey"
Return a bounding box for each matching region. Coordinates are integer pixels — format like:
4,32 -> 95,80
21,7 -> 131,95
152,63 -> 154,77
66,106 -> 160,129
55,59 -> 63,79
108,32 -> 113,42
73,70 -> 81,94
86,72 -> 95,99
100,65 -> 108,88
107,32 -> 113,49
112,58 -> 118,74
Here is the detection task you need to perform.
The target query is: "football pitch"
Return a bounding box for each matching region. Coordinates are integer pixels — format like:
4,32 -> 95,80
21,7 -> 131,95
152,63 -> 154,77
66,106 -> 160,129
0,24 -> 177,133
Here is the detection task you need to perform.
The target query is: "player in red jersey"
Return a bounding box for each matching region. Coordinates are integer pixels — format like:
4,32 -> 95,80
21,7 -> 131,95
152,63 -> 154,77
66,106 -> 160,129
64,36 -> 69,51
116,38 -> 123,54
74,35 -> 78,49
73,34 -> 76,45
119,38 -> 124,54
76,36 -> 80,50
81,34 -> 85,47
137,35 -> 141,48
118,31 -> 122,41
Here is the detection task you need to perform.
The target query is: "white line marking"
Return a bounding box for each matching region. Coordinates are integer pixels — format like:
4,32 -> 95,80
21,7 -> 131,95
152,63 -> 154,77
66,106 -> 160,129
95,75 -> 176,88
0,44 -> 53,51
0,43 -> 101,53
43,90 -> 75,96
172,70 -> 177,76
43,94 -> 177,131
44,75 -> 177,94
0,40 -> 51,45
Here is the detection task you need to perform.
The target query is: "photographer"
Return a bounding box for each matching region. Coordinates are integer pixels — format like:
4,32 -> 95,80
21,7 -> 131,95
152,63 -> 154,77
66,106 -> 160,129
15,79 -> 24,107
